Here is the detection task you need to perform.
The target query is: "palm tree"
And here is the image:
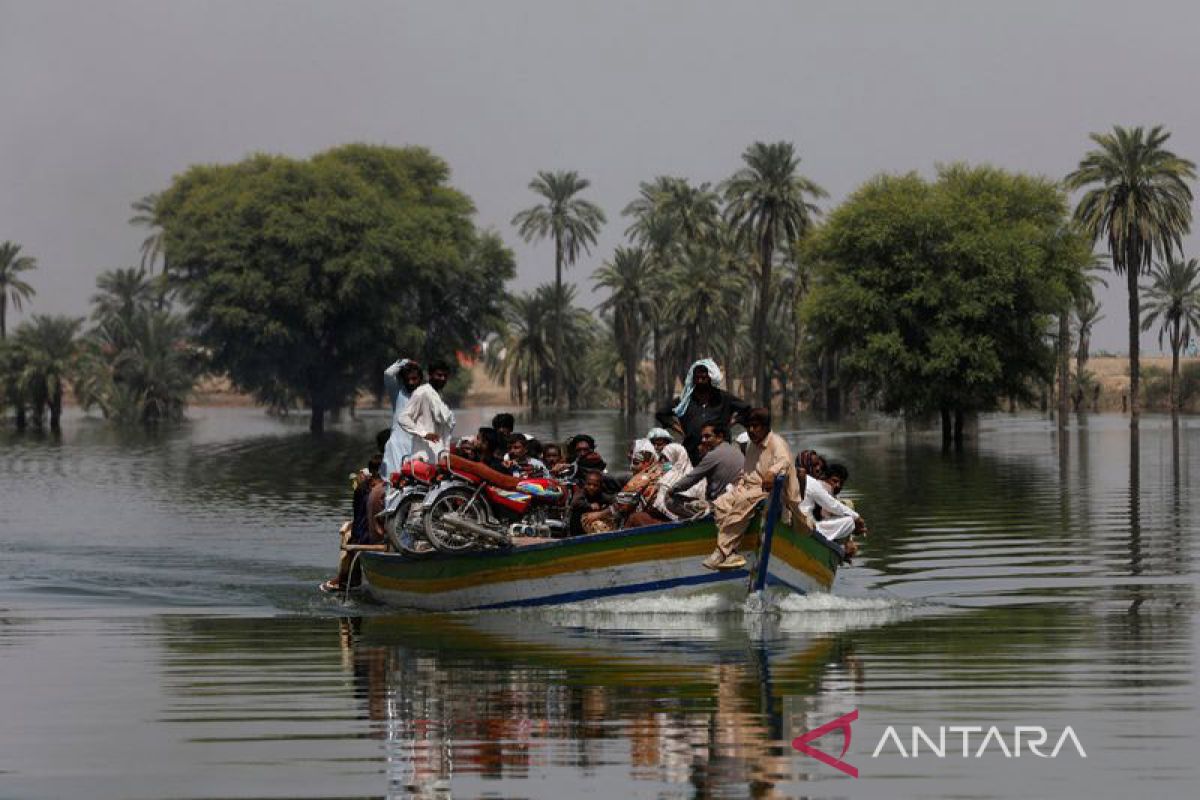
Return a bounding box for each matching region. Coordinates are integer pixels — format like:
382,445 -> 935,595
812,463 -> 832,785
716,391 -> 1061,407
593,247 -> 654,417
0,241 -> 38,339
723,142 -> 826,406
486,290 -> 558,415
91,267 -> 157,328
14,315 -> 82,430
1140,257 -> 1200,411
1065,125 -> 1196,422
1074,293 -> 1104,376
511,171 -> 606,411
129,193 -> 166,273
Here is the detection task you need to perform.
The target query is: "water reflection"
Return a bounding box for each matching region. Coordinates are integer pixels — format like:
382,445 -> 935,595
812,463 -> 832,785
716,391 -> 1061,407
336,612 -> 866,799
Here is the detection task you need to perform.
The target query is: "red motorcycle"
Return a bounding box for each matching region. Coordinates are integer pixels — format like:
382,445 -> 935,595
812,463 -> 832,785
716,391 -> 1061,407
420,454 -> 569,552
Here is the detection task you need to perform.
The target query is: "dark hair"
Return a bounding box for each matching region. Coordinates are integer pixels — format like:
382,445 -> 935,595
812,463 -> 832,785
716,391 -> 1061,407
567,434 -> 596,453
582,469 -> 604,482
701,421 -> 728,440
399,361 -> 422,378
825,462 -> 849,483
747,407 -> 772,428
543,443 -> 562,457
525,437 -> 543,458
428,360 -> 453,374
368,453 -> 384,475
375,428 -> 391,452
477,426 -> 502,455
492,413 -> 515,431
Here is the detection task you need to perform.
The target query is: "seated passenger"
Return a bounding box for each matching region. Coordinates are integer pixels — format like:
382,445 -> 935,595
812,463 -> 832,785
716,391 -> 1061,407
492,413 -> 515,442
322,454 -> 385,593
647,427 -> 674,457
504,433 -> 549,478
584,440 -> 664,531
651,442 -> 707,521
563,433 -> 608,476
569,469 -> 615,536
474,427 -> 508,472
671,423 -> 743,504
801,462 -> 867,556
542,443 -> 564,473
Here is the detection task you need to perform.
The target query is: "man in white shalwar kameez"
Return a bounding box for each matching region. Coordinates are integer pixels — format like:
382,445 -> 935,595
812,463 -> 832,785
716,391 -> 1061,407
398,362 -> 456,463
801,463 -> 867,545
704,408 -> 807,570
381,359 -> 422,478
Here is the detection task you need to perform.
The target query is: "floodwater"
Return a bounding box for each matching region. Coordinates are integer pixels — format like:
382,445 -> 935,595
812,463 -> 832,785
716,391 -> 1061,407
0,407 -> 1195,799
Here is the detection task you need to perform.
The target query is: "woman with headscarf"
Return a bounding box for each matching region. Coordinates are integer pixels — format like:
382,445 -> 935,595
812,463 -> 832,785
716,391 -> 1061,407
655,359 -> 750,467
648,442 -> 707,522
581,439 -> 664,533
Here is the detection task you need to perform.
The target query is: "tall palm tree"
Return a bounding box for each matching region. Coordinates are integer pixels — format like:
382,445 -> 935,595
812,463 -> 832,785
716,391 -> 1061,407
1065,125 -> 1196,422
511,171 -> 606,411
1140,257 -> 1200,411
129,193 -> 166,273
1074,294 -> 1104,376
0,241 -> 38,339
723,142 -> 826,406
593,246 -> 654,417
91,267 -> 157,327
14,315 -> 82,430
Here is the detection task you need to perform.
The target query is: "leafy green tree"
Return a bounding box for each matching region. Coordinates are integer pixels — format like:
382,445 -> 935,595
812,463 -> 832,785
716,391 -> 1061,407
0,241 -> 38,339
512,170 -> 606,412
804,165 -> 1083,445
593,246 -> 654,417
0,337 -> 30,428
13,315 -> 82,430
1140,257 -> 1200,410
158,144 -> 514,432
1065,125 -> 1196,422
723,141 -> 826,406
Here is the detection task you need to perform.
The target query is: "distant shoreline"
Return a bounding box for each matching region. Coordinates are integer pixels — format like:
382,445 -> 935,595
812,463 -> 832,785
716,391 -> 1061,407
180,356 -> 1198,414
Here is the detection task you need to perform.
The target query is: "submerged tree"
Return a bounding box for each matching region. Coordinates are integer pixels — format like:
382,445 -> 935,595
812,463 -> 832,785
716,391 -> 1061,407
512,170 -> 606,412
0,241 -> 38,340
1065,125 -> 1196,423
12,315 -> 82,431
159,144 -> 514,432
805,164 -> 1084,446
1140,257 -> 1200,411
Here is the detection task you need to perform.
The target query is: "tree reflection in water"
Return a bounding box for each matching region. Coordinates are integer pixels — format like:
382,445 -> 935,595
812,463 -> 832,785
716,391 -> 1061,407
336,613 -> 868,798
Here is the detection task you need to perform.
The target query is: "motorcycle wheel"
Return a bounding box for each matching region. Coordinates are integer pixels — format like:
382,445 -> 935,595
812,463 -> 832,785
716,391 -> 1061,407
385,493 -> 437,558
423,486 -> 496,553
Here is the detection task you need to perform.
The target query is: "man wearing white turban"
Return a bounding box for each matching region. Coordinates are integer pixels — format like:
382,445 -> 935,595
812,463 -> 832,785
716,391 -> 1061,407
655,359 -> 750,467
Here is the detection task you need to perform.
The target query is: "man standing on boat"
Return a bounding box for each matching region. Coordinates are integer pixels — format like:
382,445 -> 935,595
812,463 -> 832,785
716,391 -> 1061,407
655,359 -> 750,466
381,359 -> 423,478
703,408 -> 805,571
399,361 -> 456,463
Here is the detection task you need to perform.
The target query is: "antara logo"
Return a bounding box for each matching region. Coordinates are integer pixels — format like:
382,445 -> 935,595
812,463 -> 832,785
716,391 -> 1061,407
792,711 -> 1087,778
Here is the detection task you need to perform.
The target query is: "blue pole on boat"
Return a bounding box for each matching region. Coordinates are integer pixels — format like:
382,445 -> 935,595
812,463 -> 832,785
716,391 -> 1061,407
751,475 -> 786,594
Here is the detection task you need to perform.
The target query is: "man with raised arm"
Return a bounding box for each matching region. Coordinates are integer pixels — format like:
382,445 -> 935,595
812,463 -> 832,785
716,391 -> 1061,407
398,361 -> 456,463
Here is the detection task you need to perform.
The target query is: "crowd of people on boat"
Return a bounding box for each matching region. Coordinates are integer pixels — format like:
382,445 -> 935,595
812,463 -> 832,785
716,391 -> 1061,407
325,357 -> 867,590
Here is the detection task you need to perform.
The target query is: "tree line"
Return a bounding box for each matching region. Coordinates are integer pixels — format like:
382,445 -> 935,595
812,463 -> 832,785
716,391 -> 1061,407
4,129 -> 1200,438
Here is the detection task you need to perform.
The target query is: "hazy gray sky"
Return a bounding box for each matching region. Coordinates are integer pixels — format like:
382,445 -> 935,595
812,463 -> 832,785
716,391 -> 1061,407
4,0 -> 1200,354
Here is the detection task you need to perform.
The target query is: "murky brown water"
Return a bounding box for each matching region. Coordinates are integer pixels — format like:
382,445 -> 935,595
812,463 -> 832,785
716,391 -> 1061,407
1,407 -> 1195,798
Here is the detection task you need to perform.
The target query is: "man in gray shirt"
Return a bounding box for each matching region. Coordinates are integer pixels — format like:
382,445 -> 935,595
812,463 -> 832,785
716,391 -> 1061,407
671,423 -> 744,503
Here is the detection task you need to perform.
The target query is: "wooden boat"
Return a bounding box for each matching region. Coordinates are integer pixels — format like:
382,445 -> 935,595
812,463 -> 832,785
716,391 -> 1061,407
357,477 -> 844,611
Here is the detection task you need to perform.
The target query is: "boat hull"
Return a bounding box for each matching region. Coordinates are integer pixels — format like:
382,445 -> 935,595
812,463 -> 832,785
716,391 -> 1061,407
359,511 -> 841,611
